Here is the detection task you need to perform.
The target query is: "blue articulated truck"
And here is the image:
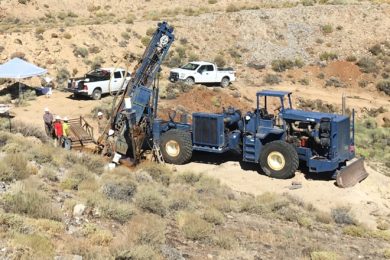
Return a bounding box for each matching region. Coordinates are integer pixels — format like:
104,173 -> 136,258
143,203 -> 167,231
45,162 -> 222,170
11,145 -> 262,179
98,22 -> 368,188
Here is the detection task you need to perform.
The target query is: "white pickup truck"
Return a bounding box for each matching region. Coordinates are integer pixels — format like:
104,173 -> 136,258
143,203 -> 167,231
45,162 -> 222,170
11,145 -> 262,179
67,68 -> 131,100
169,61 -> 236,88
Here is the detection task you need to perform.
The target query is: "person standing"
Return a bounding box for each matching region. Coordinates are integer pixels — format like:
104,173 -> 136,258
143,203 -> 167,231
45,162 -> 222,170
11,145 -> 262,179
43,108 -> 53,137
53,116 -> 63,146
62,117 -> 71,149
97,111 -> 107,135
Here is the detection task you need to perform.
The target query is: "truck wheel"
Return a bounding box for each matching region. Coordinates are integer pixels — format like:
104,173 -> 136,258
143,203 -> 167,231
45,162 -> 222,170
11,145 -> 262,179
185,77 -> 195,86
260,140 -> 298,179
220,77 -> 230,88
160,129 -> 192,164
92,89 -> 102,100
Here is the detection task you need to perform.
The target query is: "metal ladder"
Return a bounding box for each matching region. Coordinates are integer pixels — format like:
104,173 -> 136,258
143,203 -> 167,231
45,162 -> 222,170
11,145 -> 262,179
152,142 -> 165,164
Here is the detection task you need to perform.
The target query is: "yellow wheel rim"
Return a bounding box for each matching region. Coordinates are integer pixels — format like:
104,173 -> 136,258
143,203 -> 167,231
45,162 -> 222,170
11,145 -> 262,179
267,151 -> 285,171
165,140 -> 180,157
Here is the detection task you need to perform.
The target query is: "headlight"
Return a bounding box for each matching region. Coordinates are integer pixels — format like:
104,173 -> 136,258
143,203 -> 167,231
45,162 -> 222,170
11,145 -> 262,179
180,73 -> 185,79
245,115 -> 251,121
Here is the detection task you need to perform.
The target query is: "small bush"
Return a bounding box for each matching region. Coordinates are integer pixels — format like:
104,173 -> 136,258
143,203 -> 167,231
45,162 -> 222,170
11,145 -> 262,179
63,32 -> 72,39
141,36 -> 151,47
226,4 -> 239,12
346,55 -> 357,62
343,225 -> 367,237
127,214 -> 166,246
321,24 -> 333,34
377,80 -> 390,96
175,171 -> 201,185
208,0 -> 218,4
319,52 -> 338,61
102,180 -> 137,201
177,211 -> 212,240
369,44 -> 383,56
146,27 -> 155,37
213,232 -> 235,249
121,32 -> 130,40
214,55 -> 226,67
356,57 -> 378,73
73,46 -> 89,58
91,56 -> 104,70
325,77 -> 345,88
56,67 -> 70,85
203,208 -> 224,225
0,153 -> 33,181
331,207 -> 356,225
299,78 -> 310,85
135,189 -> 167,216
100,200 -> 134,224
13,233 -> 54,258
116,245 -> 158,260
141,163 -> 171,186
263,74 -> 282,85
3,190 -> 61,221
271,59 -> 295,72
310,251 -> 339,260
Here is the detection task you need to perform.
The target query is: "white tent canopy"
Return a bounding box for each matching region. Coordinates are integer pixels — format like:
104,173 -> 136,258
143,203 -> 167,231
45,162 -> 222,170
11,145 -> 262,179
0,57 -> 47,79
0,57 -> 47,100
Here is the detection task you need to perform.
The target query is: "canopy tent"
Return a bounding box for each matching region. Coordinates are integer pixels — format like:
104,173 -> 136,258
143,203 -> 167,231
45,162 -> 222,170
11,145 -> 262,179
0,57 -> 47,100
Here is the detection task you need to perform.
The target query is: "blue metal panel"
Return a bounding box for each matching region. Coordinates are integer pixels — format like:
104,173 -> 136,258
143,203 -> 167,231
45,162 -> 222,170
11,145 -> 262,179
192,113 -> 225,147
282,109 -> 347,122
257,90 -> 291,97
132,86 -> 152,122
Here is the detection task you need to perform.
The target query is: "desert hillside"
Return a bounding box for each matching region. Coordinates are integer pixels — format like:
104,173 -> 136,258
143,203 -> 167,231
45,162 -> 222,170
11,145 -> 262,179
0,0 -> 389,259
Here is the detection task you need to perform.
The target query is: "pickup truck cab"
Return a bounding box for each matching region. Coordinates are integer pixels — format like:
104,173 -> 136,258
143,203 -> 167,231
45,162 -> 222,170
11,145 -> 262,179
169,61 -> 236,87
67,68 -> 131,100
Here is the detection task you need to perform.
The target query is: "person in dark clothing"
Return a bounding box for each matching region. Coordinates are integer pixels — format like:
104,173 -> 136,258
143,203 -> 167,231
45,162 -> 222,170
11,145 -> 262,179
43,108 -> 54,137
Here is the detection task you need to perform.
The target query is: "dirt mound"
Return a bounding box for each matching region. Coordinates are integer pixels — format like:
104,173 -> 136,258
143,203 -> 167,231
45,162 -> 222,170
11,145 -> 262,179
160,87 -> 252,116
323,61 -> 363,86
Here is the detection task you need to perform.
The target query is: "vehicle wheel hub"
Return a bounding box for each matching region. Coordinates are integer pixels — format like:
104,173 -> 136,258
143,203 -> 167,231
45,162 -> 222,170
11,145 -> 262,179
267,151 -> 285,171
165,140 -> 180,157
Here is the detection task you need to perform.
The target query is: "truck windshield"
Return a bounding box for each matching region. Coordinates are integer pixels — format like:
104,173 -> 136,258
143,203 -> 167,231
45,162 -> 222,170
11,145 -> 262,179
181,63 -> 199,70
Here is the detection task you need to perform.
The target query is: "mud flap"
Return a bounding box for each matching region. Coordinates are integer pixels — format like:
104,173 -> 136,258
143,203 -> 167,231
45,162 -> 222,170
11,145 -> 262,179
336,158 -> 368,188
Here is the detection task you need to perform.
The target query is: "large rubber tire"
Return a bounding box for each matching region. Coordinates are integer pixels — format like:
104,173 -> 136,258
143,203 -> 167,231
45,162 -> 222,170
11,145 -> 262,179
92,88 -> 102,100
185,77 -> 195,86
259,140 -> 298,179
160,129 -> 192,164
220,77 -> 230,88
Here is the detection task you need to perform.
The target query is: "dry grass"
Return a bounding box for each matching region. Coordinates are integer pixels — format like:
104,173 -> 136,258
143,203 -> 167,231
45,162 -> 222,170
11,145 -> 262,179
135,188 -> 167,216
0,153 -> 35,181
310,251 -> 339,260
177,211 -> 212,240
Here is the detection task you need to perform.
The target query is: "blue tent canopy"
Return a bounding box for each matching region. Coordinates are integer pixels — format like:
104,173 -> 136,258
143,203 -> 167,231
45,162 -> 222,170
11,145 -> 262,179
0,57 -> 47,79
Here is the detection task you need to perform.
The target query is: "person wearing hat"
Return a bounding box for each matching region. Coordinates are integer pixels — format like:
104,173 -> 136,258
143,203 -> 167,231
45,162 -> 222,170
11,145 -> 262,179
62,117 -> 70,137
102,129 -> 116,157
97,111 -> 107,135
53,115 -> 63,146
43,108 -> 54,137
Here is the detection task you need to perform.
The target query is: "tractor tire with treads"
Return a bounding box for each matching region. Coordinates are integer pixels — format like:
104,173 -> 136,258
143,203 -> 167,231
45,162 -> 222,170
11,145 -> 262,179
160,129 -> 192,164
260,140 -> 299,179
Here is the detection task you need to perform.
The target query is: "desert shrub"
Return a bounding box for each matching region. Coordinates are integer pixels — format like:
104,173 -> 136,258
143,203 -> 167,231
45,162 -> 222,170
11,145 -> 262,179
299,78 -> 310,85
0,153 -> 33,181
18,0 -> 29,4
121,32 -> 130,40
271,59 -> 293,72
321,24 -> 333,34
208,0 -> 218,4
116,245 -> 159,260
141,36 -> 151,47
13,233 -> 54,258
377,80 -> 390,95
167,191 -> 194,211
56,67 -> 70,85
213,231 -> 236,249
239,192 -> 288,215
99,200 -> 134,224
64,152 -> 105,175
140,163 -> 171,186
319,52 -> 338,61
175,171 -> 201,185
315,211 -> 332,224
331,207 -> 356,225
40,167 -> 59,182
226,4 -> 239,12
3,190 -> 61,220
61,164 -> 93,190
346,55 -> 357,62
177,211 -> 212,240
325,76 -> 345,88
214,55 -> 226,67
91,56 -> 104,70
202,208 -> 224,225
356,57 -> 378,73
369,44 -> 383,56
301,0 -> 315,6
146,27 -> 155,37
102,180 -> 137,201
135,189 -> 167,216
343,225 -> 367,237
165,54 -> 182,68
35,27 -> 45,35
126,214 -> 166,246
63,32 -> 72,39
88,46 -> 100,54
310,251 -> 339,260
73,46 -> 89,58
0,94 -> 12,104
263,74 -> 282,85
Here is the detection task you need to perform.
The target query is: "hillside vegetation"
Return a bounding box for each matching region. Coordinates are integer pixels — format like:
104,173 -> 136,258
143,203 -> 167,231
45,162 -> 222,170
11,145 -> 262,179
0,128 -> 389,259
